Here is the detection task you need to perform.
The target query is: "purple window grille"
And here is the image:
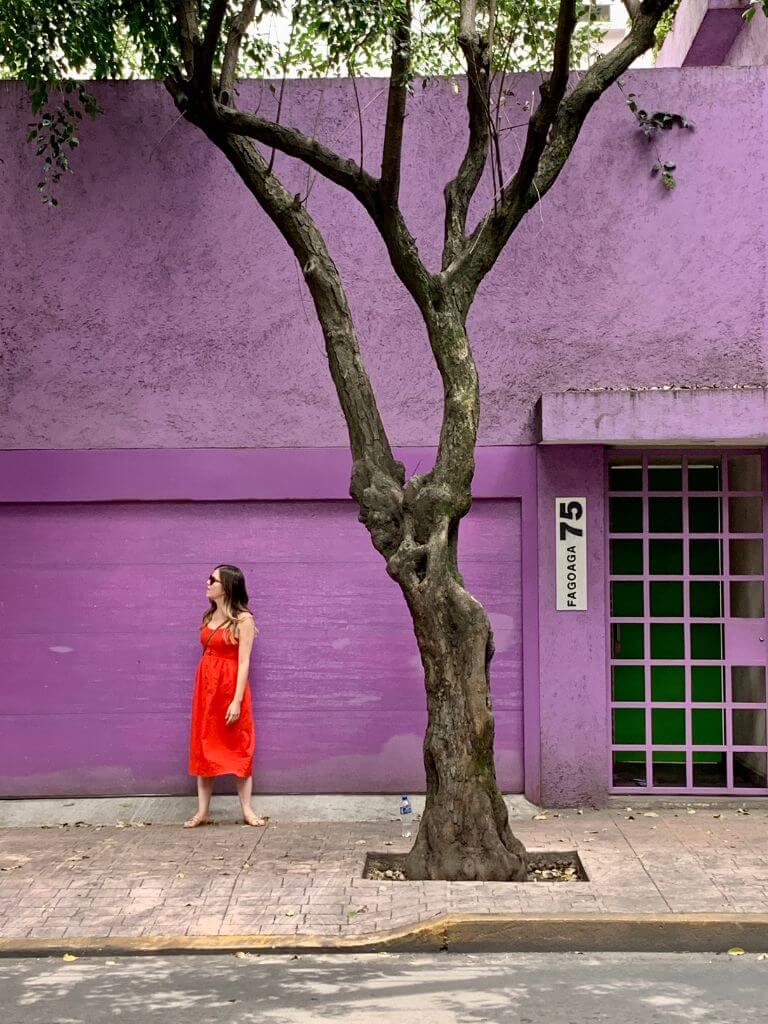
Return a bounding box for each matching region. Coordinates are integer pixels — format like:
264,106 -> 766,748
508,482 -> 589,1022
608,450 -> 768,794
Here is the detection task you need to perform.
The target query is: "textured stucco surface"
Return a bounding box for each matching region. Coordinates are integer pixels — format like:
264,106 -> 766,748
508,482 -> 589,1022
0,499 -> 523,797
725,9 -> 768,66
2,68 -> 767,449
537,446 -> 609,806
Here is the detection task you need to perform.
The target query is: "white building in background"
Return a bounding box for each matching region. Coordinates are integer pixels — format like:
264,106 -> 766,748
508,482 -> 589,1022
587,1 -> 657,68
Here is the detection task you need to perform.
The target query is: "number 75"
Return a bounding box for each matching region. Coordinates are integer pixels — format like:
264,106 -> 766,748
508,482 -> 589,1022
559,500 -> 583,540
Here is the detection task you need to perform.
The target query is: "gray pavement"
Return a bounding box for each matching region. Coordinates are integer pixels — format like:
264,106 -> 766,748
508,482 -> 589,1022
0,795 -> 538,828
2,952 -> 767,1023
4,806 -> 768,947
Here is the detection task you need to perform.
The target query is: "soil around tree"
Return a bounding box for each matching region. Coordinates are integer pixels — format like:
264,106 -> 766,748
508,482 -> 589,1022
364,850 -> 588,883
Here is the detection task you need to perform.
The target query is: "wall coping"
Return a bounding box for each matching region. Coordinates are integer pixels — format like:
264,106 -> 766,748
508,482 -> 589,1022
538,387 -> 768,446
656,0 -> 751,67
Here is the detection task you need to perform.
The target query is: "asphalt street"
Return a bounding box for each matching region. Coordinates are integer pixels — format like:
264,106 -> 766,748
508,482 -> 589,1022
1,951 -> 766,1023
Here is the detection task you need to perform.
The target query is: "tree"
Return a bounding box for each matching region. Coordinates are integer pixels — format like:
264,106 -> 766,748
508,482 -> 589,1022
1,0 -> 675,881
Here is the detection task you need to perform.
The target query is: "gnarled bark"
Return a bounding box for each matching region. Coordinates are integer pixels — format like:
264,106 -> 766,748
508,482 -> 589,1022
399,563 -> 527,881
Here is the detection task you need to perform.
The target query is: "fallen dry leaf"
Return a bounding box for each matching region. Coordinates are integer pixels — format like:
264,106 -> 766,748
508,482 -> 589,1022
62,953 -> 78,962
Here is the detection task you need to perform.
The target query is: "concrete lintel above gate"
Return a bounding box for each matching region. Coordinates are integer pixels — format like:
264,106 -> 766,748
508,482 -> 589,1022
538,386 -> 768,447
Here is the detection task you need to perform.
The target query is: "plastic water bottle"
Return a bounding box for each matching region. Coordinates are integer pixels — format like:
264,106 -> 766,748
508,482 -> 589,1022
399,794 -> 412,838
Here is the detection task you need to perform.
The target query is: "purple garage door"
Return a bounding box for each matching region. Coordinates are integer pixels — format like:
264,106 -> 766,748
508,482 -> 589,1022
0,500 -> 523,797
609,451 -> 768,794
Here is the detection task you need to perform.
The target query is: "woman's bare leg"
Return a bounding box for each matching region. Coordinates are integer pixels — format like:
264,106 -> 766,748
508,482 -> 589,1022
184,776 -> 213,827
236,775 -> 266,826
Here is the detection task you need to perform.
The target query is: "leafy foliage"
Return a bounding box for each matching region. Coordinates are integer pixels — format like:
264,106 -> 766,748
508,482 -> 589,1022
283,1 -> 603,78
652,0 -> 680,57
0,1 -> 608,202
622,87 -> 694,191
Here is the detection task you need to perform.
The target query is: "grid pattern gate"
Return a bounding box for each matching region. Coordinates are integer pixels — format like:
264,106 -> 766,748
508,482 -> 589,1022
608,451 -> 768,794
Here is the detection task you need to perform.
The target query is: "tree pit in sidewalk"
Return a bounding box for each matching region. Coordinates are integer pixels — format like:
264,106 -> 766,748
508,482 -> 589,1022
363,850 -> 588,882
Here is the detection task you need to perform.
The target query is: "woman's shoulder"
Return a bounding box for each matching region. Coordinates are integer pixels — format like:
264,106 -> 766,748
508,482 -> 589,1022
236,611 -> 258,637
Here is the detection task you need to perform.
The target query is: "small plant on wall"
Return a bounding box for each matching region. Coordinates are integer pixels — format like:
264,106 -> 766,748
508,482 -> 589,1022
619,81 -> 694,191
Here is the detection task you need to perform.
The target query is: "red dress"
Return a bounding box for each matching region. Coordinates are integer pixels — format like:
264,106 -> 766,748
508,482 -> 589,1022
189,625 -> 255,778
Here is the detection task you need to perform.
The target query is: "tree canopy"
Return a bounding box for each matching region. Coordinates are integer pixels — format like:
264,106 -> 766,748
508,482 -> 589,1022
0,1 -> 612,204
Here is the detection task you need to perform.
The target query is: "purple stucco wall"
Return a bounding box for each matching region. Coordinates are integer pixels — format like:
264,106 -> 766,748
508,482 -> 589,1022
0,447 -> 539,798
2,68 -> 768,450
725,10 -> 768,65
0,496 -> 524,797
3,69 -> 768,802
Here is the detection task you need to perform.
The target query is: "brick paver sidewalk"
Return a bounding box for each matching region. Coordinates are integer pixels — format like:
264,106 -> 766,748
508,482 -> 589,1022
2,807 -> 768,940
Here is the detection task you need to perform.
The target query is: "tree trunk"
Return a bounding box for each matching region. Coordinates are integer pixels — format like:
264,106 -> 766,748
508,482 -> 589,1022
392,527 -> 528,882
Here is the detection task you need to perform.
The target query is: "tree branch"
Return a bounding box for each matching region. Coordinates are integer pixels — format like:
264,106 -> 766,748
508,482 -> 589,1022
380,0 -> 412,206
220,0 -> 258,105
215,109 -> 437,315
621,0 -> 641,19
498,0 -> 577,217
177,0 -> 437,345
450,0 -> 674,300
215,104 -> 379,205
441,1 -> 493,269
172,0 -> 199,77
195,0 -> 228,91
209,132 -> 406,555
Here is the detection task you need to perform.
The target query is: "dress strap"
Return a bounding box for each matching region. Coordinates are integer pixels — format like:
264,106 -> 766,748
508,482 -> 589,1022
201,622 -> 225,652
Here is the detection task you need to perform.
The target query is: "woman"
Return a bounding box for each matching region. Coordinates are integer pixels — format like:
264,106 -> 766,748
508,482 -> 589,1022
184,564 -> 266,827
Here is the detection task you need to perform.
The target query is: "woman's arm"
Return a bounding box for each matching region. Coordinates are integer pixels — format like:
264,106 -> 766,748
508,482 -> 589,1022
225,614 -> 256,725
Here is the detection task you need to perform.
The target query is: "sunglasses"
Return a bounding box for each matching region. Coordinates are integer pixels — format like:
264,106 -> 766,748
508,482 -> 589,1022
207,575 -> 222,586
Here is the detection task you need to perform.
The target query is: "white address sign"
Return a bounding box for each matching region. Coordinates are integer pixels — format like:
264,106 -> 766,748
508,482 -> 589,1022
556,497 -> 587,611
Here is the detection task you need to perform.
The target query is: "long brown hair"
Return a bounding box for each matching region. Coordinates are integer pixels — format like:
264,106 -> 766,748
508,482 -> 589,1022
202,564 -> 258,642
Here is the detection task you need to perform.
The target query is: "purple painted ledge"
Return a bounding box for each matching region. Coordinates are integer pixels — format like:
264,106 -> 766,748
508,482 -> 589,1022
0,446 -> 533,503
539,388 -> 768,446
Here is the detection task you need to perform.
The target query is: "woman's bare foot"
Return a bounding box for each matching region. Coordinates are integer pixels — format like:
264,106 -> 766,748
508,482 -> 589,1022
242,809 -> 267,827
183,812 -> 210,828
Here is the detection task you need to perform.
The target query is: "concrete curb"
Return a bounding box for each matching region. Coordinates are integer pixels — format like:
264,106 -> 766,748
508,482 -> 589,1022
3,913 -> 768,957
